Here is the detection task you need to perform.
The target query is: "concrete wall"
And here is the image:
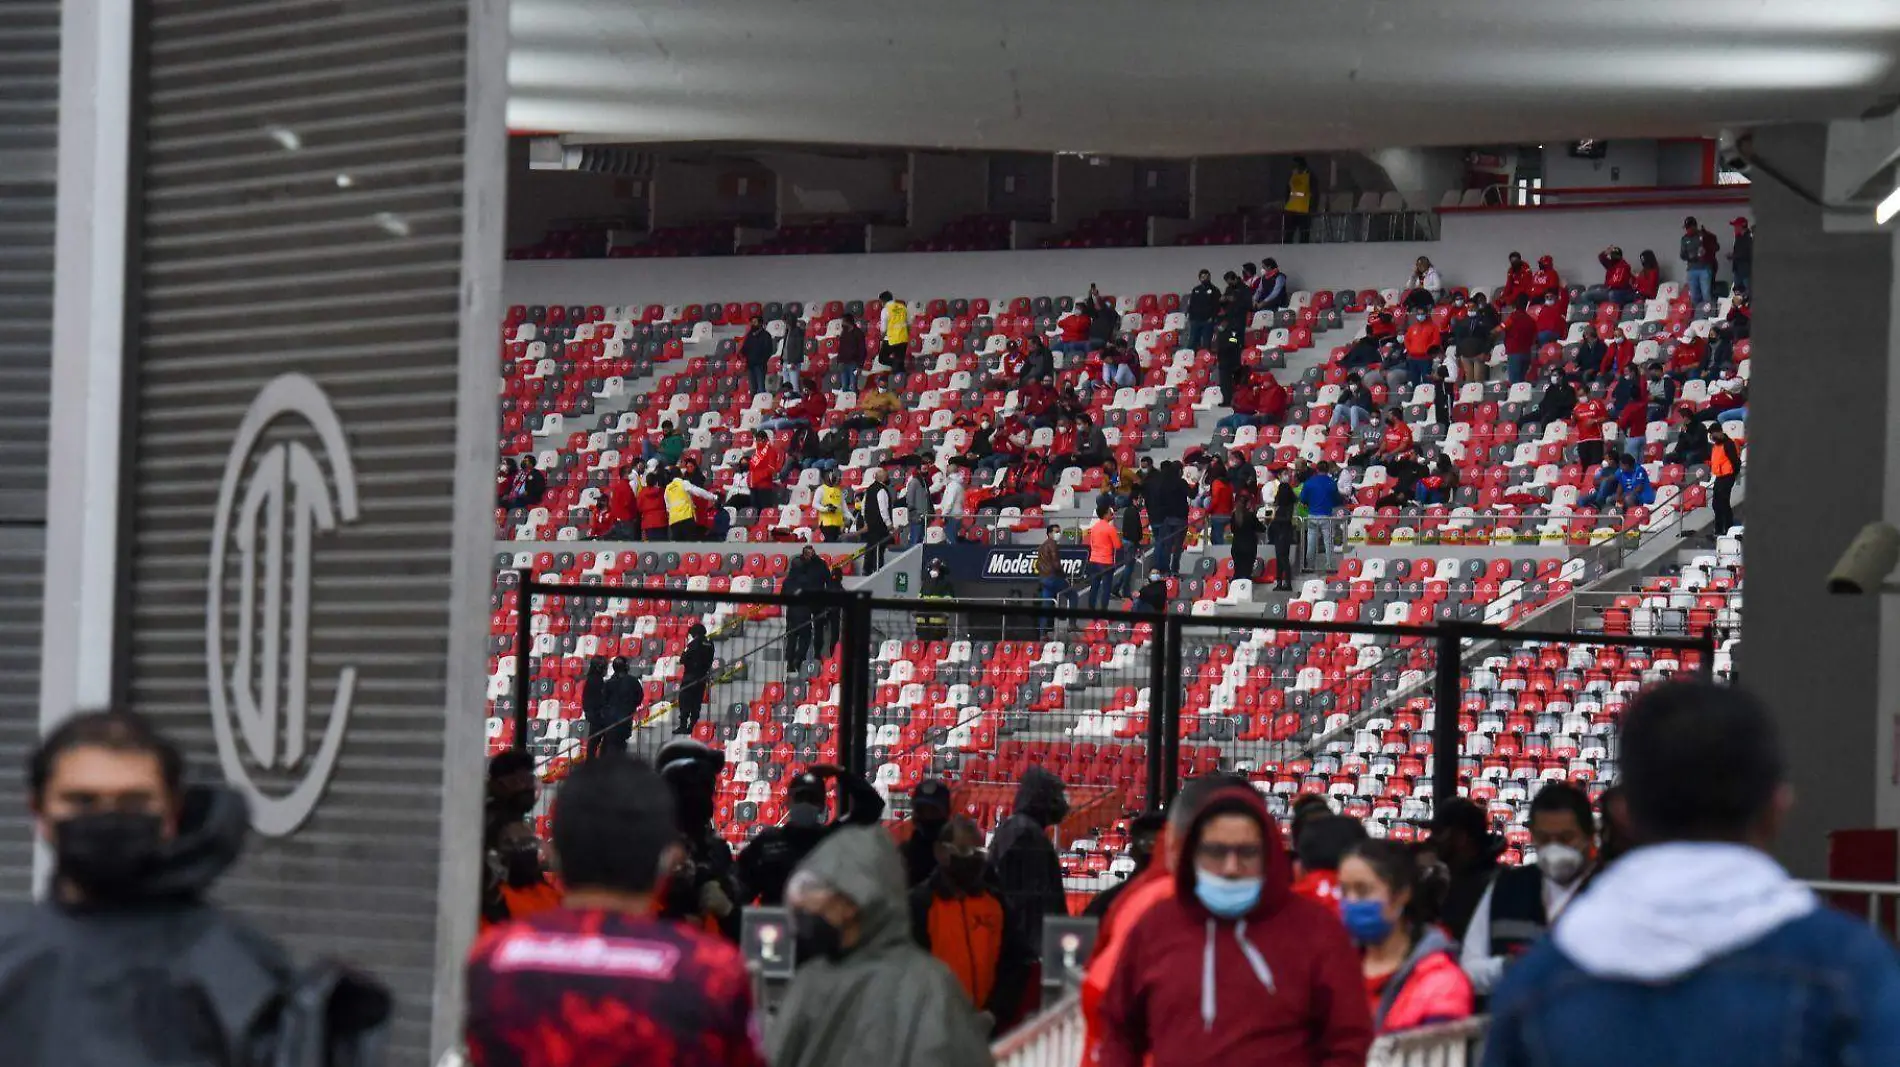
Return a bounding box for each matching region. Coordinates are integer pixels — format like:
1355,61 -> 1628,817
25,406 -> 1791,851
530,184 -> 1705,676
504,200 -> 1748,309
1193,155 -> 1275,217
1366,146 -> 1467,205
988,152 -> 1054,219
1541,140 -> 1660,188
1657,140 -> 1710,187
1737,123 -> 1891,876
763,150 -> 906,224
910,151 -> 989,233
506,137 -> 650,247
652,159 -> 776,228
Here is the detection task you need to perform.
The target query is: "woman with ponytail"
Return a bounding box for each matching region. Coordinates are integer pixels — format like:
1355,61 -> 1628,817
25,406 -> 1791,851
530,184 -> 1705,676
1338,840 -> 1475,1033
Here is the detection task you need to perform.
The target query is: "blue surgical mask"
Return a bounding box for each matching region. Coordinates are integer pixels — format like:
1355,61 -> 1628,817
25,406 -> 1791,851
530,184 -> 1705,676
1340,898 -> 1395,945
1195,870 -> 1261,918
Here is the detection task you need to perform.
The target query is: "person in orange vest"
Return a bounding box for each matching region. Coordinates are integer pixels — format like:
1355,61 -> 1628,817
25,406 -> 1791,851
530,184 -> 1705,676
1708,426 -> 1739,537
908,816 -> 1033,1031
486,815 -> 562,929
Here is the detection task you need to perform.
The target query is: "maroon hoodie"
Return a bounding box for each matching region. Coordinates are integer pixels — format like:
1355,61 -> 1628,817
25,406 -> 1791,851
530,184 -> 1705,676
1094,786 -> 1373,1067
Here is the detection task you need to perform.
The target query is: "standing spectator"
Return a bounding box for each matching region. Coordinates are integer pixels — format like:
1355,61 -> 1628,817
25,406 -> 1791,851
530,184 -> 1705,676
1229,487 -> 1261,583
1679,216 -> 1719,307
1256,258 -> 1290,311
1634,249 -> 1662,300
675,623 -> 715,735
1588,245 -> 1636,305
1284,156 -> 1314,241
897,779 -> 954,887
1221,270 -> 1252,332
1453,292 -> 1500,385
591,465 -> 639,539
1116,489 -> 1145,597
735,766 -> 886,907
666,468 -> 718,541
1424,797 -> 1500,942
1404,256 -> 1443,309
1339,840 -> 1475,1034
782,546 -> 829,671
1185,269 -> 1221,352
637,465 -> 671,541
903,465 -> 932,546
1498,250 -> 1531,306
1709,425 -> 1739,536
815,468 -> 848,543
1572,385 -> 1608,470
581,657 -> 612,757
1086,287 -> 1119,348
1461,783 -> 1596,995
1146,461 -> 1192,577
741,315 -> 775,396
773,829 -> 993,1067
745,431 -> 782,510
1084,813 -> 1166,919
1202,465 -> 1234,546
1036,524 -> 1065,636
466,755 -> 764,1067
595,656 -> 641,753
1298,461 -> 1342,574
1482,684 -> 1900,1067
860,469 -> 894,571
1292,813 -> 1369,912
908,816 -> 1034,1030
938,466 -> 967,541
988,767 -> 1071,951
1084,503 -> 1124,610
1728,217 -> 1753,294
877,291 -> 909,373
1093,781 -> 1374,1067
836,310 -> 867,392
1402,311 -> 1442,386
1501,295 -> 1538,384
779,316 -> 808,395
1055,302 -> 1092,356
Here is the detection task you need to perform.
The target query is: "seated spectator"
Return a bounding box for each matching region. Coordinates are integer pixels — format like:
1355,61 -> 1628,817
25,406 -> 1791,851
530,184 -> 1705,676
1374,408 -> 1415,466
762,387 -> 826,432
1055,304 -> 1092,356
1096,457 -> 1133,510
1219,372 -> 1269,432
1527,255 -> 1563,308
1668,404 -> 1712,466
1709,288 -> 1751,368
1050,416 -> 1077,458
500,455 -> 548,509
840,376 -> 902,431
1643,362 -> 1679,420
1587,246 -> 1636,305
1023,334 -> 1056,384
1583,455 -> 1622,510
982,339 -> 1028,392
1020,379 -> 1058,427
1574,324 -> 1609,381
1055,383 -> 1089,423
1366,308 -> 1400,343
643,420 -> 688,465
1414,454 -> 1458,506
976,414 -> 1029,473
1498,251 -> 1531,306
1340,840 -> 1474,1034
1342,332 -> 1381,371
1329,373 -> 1376,431
1531,291 -> 1566,344
1528,370 -> 1576,430
1255,257 -> 1290,310
1403,256 -> 1443,311
1074,414 -> 1111,468
1700,379 -> 1748,423
1633,250 -> 1661,300
496,457 -> 517,503
1611,453 -> 1655,508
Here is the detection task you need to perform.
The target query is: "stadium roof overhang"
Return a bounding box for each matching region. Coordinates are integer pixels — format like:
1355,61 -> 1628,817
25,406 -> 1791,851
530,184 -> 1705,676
507,0 -> 1900,155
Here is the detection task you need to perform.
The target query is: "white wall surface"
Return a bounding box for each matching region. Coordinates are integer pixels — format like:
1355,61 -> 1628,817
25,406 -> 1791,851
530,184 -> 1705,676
909,151 -> 989,233
1541,140 -> 1660,188
505,200 -> 1749,308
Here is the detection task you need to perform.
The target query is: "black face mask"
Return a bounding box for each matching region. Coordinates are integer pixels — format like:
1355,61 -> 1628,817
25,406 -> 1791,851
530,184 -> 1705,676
794,910 -> 846,962
55,812 -> 166,902
503,847 -> 543,888
945,853 -> 988,893
1048,796 -> 1071,826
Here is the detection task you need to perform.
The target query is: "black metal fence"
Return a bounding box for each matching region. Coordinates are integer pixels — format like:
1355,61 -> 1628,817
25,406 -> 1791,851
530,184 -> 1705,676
498,575 -> 1716,834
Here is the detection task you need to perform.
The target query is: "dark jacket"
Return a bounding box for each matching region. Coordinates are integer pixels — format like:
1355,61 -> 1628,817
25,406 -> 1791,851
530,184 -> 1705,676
0,787 -> 391,1067
1186,280 -> 1221,320
680,637 -> 715,691
839,321 -> 868,366
1144,471 -> 1191,524
603,670 -> 644,730
1094,785 -> 1374,1067
742,326 -> 774,366
1440,846 -> 1500,942
986,767 -> 1069,949
1221,281 -> 1252,329
908,869 -> 1033,1023
581,664 -> 610,731
736,776 -> 887,906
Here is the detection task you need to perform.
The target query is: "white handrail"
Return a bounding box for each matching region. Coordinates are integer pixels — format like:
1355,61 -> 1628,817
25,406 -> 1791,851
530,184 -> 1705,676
1368,1017 -> 1490,1067
991,991 -> 1085,1067
1807,879 -> 1900,927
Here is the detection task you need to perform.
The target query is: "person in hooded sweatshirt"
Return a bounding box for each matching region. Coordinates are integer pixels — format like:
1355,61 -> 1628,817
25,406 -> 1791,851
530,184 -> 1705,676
895,778 -> 953,887
987,766 -> 1071,950
772,827 -> 993,1067
593,657 -> 641,757
1093,781 -> 1374,1067
0,709 -> 391,1066
1486,682 -> 1900,1067
1338,840 -> 1474,1033
734,765 -> 885,906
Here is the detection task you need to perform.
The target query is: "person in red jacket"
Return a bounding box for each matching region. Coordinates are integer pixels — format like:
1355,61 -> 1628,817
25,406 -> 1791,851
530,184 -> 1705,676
1056,305 -> 1092,355
1498,251 -> 1531,306
1374,408 -> 1415,466
1571,386 -> 1608,470
590,467 -> 639,540
1531,291 -> 1567,344
1590,246 -> 1637,305
1094,782 -> 1374,1067
636,466 -> 670,540
1338,840 -> 1475,1034
1633,249 -> 1661,300
1255,372 -> 1289,424
1527,255 -> 1563,309
744,430 -> 782,509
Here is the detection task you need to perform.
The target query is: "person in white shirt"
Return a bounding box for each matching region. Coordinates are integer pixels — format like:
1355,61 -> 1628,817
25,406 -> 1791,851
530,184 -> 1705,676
1460,782 -> 1597,994
937,466 -> 967,543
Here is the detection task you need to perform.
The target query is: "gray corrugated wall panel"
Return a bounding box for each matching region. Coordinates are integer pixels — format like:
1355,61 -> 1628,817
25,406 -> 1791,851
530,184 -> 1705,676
127,2 -> 475,1058
0,0 -> 57,902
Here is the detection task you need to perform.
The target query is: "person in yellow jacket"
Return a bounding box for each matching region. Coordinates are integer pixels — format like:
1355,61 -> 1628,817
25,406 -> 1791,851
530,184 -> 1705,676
815,468 -> 848,543
1285,156 -> 1314,243
664,470 -> 717,541
877,290 -> 909,374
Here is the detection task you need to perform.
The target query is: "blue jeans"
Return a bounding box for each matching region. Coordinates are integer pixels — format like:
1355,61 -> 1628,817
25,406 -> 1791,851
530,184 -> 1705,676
1302,518 -> 1334,573
1039,576 -> 1066,635
837,362 -> 859,392
1329,405 -> 1368,430
1408,358 -> 1433,385
1112,544 -> 1138,597
760,417 -> 810,432
1686,266 -> 1713,306
1717,406 -> 1746,423
747,361 -> 767,395
1085,562 -> 1112,610
908,519 -> 926,546
1107,363 -> 1136,389
1056,340 -> 1090,357
1506,351 -> 1532,384
1586,286 -> 1635,306
1209,516 -> 1230,546
1217,412 -> 1261,432
976,453 -> 1013,473
1188,319 -> 1215,351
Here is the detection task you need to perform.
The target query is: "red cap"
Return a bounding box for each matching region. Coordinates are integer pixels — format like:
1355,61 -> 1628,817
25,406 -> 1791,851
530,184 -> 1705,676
1730,216 -> 1749,228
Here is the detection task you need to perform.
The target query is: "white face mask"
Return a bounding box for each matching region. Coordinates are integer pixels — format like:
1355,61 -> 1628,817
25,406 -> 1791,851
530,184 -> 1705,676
1538,843 -> 1587,886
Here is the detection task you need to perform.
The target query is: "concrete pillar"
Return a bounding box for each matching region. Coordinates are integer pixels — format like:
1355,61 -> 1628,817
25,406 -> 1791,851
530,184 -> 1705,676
1737,123 -> 1894,876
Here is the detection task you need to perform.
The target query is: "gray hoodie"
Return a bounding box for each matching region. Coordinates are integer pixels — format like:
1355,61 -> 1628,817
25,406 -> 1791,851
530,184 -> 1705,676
768,827 -> 993,1067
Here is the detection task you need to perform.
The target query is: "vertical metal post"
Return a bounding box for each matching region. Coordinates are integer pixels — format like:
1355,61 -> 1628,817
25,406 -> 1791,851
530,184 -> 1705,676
836,591 -> 872,781
1697,630 -> 1718,681
511,568 -> 534,752
1160,617 -> 1185,807
1432,624 -> 1465,806
1144,614 -> 1167,813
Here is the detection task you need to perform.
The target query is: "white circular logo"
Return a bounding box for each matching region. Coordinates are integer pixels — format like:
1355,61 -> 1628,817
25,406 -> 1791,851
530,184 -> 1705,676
206,374 -> 361,836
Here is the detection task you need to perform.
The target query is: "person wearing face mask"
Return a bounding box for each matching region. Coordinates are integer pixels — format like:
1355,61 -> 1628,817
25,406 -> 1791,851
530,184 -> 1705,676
773,828 -> 993,1067
987,766 -> 1072,951
0,709 -> 392,1066
659,739 -> 742,940
486,748 -> 538,823
1460,782 -> 1596,995
735,765 -> 886,907
908,817 -> 1032,1030
1093,781 -> 1373,1067
1338,840 -> 1475,1033
1085,812 -> 1165,919
895,778 -> 954,887
489,816 -> 562,921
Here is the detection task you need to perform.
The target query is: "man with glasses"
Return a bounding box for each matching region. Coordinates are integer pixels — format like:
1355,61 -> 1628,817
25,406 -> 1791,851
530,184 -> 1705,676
1093,781 -> 1372,1067
908,816 -> 1033,1032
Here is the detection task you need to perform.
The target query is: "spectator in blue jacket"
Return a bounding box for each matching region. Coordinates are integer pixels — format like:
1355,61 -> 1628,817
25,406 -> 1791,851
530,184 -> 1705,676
1298,461 -> 1341,574
1483,682 -> 1900,1067
1610,454 -> 1654,509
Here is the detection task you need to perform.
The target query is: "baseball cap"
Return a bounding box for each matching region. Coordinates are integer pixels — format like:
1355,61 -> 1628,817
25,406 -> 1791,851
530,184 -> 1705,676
1730,216 -> 1749,228
912,778 -> 952,812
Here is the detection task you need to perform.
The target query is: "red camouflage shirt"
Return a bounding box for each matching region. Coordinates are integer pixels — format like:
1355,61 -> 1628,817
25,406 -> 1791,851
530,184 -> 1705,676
465,907 -> 766,1067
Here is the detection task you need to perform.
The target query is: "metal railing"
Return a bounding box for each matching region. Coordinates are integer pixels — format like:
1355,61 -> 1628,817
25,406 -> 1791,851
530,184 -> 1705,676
1807,879 -> 1900,930
990,991 -> 1085,1067
1368,1018 -> 1490,1067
